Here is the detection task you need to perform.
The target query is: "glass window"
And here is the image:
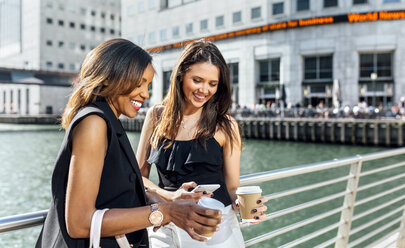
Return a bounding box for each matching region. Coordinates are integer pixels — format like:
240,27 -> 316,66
100,27 -> 105,33
304,55 -> 333,81
172,26 -> 179,37
228,63 -> 239,85
137,35 -> 144,45
138,2 -> 145,12
384,0 -> 400,2
148,0 -> 156,9
46,40 -> 53,46
80,44 -> 86,51
80,8 -> 86,15
58,41 -> 64,47
160,29 -> 167,41
69,64 -> 75,71
200,19 -> 208,31
46,18 -> 53,24
324,0 -> 338,7
259,58 -> 280,83
297,0 -> 310,11
353,0 -> 367,4
69,42 -> 75,50
58,20 -> 64,26
251,7 -> 261,19
69,22 -> 75,28
101,12 -> 105,18
148,32 -> 156,43
163,70 -> 172,97
46,61 -> 53,68
90,26 -> 95,31
110,14 -> 115,20
273,2 -> 284,15
233,11 -> 242,23
216,15 -> 224,27
360,52 -> 392,78
186,23 -> 193,34
110,29 -> 115,35
80,24 -> 85,30
58,63 -> 64,69
91,10 -> 96,16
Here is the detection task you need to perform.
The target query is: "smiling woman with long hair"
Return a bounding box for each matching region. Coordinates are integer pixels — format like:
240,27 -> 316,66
36,39 -> 221,248
137,40 -> 268,248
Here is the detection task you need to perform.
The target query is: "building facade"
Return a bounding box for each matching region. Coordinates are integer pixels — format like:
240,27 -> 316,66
0,68 -> 75,115
122,0 -> 405,109
0,0 -> 121,73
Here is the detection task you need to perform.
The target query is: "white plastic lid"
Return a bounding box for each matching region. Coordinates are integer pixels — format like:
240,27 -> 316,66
236,186 -> 262,194
198,197 -> 225,212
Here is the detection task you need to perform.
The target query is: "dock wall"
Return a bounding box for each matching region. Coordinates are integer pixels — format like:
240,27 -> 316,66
120,117 -> 405,147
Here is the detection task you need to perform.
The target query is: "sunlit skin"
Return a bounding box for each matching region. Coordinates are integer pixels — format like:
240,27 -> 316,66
182,62 -> 219,116
108,63 -> 155,118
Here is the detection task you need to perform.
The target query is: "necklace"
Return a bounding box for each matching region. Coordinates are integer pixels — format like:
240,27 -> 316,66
181,114 -> 200,129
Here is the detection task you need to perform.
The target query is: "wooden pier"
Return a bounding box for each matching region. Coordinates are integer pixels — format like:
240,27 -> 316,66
120,117 -> 405,147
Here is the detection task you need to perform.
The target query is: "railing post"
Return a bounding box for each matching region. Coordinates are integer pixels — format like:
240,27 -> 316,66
335,160 -> 362,248
398,207 -> 405,248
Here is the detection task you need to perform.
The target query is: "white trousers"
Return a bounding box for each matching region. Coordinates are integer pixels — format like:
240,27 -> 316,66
148,205 -> 245,248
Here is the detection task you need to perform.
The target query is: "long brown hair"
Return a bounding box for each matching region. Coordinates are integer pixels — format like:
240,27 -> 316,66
61,38 -> 152,129
151,40 -> 240,149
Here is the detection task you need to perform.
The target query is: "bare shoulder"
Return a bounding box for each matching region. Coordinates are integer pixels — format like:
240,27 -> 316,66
72,114 -> 107,139
146,104 -> 165,121
214,115 -> 239,146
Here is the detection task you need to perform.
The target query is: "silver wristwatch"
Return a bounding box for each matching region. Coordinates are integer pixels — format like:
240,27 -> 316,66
148,203 -> 163,227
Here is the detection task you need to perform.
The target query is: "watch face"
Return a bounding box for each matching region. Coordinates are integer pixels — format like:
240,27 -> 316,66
150,211 -> 163,225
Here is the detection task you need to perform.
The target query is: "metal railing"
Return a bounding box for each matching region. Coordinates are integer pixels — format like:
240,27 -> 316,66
1,148 -> 405,247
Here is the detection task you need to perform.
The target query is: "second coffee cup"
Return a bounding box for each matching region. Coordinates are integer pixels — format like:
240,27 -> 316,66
236,186 -> 262,222
196,197 -> 224,239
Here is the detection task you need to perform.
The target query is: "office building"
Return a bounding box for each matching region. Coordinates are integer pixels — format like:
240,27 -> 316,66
0,0 -> 121,115
122,0 -> 405,108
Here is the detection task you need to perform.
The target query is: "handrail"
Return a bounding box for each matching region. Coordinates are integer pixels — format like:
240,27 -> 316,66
1,147 -> 405,247
0,210 -> 47,233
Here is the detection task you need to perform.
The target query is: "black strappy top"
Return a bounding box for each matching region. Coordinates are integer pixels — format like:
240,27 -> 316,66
147,137 -> 233,206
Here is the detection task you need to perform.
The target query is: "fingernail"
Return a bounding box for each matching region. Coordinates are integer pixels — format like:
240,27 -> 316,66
252,209 -> 257,213
203,191 -> 207,195
255,216 -> 259,220
188,188 -> 194,192
257,200 -> 262,204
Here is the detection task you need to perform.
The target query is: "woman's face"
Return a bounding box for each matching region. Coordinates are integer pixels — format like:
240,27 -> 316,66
182,62 -> 219,111
109,63 -> 154,118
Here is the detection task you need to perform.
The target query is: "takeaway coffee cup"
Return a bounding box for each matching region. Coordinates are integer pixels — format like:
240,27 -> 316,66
196,197 -> 224,239
236,186 -> 262,222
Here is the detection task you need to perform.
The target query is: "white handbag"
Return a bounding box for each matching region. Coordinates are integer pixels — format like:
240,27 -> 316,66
89,209 -> 131,248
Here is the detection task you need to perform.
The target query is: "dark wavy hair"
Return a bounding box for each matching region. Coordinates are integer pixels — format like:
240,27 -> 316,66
61,38 -> 152,129
151,40 -> 240,149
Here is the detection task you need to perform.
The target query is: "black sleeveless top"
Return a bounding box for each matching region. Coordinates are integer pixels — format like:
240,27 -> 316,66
36,98 -> 148,248
147,137 -> 232,206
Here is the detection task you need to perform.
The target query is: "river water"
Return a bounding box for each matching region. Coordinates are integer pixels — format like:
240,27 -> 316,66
0,123 -> 395,247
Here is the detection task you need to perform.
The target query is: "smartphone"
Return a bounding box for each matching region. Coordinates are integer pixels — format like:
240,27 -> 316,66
191,184 -> 221,193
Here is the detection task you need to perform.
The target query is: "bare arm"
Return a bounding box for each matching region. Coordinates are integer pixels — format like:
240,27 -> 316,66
65,115 -> 220,241
136,107 -> 154,178
65,115 -> 156,238
220,117 -> 242,204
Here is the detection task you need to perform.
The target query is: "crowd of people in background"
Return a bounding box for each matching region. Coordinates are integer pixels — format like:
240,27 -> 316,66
228,97 -> 405,120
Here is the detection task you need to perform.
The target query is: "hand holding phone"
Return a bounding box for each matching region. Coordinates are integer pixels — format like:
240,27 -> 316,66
191,184 -> 220,194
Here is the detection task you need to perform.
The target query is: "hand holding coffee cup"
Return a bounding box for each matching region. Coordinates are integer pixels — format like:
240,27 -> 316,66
236,186 -> 268,223
195,197 -> 224,240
